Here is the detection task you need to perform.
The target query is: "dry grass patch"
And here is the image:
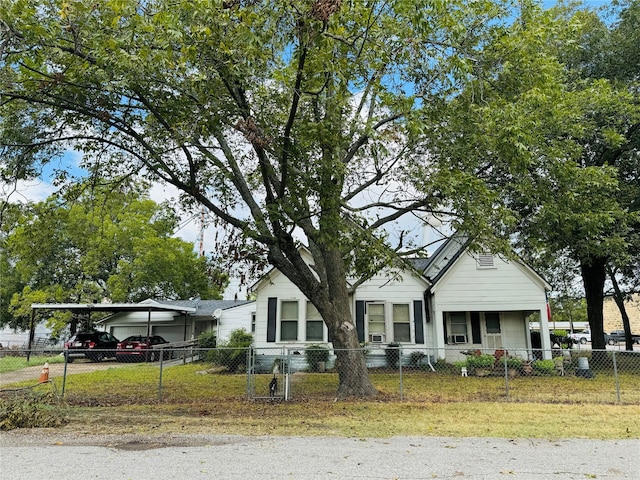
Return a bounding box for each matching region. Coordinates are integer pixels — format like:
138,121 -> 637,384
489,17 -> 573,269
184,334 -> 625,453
61,401 -> 640,440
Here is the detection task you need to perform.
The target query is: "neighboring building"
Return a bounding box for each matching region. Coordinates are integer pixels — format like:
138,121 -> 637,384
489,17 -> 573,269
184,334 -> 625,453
250,234 -> 553,363
95,298 -> 255,343
603,293 -> 640,334
0,324 -> 56,349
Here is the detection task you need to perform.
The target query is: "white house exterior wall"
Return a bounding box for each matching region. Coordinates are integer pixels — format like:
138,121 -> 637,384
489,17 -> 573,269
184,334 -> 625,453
253,269 -> 322,350
430,251 -> 551,360
251,244 -> 551,361
431,252 -> 546,311
105,311 -> 191,343
253,267 -> 430,350
216,302 -> 255,341
352,270 -> 430,349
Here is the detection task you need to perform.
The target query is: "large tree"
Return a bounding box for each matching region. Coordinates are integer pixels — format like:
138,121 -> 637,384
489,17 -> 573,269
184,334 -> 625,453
422,1 -> 640,352
2,181 -> 227,337
0,0 -> 520,397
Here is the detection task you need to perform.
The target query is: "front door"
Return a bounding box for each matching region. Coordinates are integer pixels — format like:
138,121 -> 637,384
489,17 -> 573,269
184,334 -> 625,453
485,312 -> 502,349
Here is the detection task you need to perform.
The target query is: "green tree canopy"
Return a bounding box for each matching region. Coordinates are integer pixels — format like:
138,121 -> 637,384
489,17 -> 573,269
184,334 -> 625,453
422,1 -> 640,350
2,181 -> 227,336
1,0 -> 529,397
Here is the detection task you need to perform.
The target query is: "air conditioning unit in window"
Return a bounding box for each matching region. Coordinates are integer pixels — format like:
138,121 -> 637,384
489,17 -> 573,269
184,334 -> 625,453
449,334 -> 468,344
369,333 -> 385,343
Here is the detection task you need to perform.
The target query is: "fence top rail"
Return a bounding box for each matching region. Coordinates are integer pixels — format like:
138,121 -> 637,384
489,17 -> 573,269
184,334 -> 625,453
155,340 -> 198,349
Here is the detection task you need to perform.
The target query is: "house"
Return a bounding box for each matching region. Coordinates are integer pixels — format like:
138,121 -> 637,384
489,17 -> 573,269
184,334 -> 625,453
95,298 -> 255,343
250,234 -> 552,363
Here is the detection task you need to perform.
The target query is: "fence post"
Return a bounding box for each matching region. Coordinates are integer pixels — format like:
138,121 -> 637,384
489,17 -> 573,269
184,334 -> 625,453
157,352 -> 164,401
61,353 -> 69,399
285,348 -> 291,401
398,347 -> 403,401
246,346 -> 252,400
503,349 -> 509,401
612,351 -> 621,403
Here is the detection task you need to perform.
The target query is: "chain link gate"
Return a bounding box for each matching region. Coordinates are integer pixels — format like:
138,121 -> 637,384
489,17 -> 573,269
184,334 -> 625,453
247,347 -> 290,400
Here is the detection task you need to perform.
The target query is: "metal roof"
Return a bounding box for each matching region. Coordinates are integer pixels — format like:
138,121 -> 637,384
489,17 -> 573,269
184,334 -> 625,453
31,303 -> 197,313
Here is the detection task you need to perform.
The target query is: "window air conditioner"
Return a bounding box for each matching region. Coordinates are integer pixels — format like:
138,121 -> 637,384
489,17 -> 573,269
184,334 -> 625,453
369,333 -> 385,343
449,334 -> 468,344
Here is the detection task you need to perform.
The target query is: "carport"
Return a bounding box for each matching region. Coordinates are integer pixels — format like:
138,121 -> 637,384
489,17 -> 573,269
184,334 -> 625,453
28,302 -> 197,359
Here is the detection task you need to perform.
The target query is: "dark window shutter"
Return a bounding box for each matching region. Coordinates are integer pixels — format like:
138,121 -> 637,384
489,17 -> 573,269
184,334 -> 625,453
355,300 -> 365,343
267,297 -> 277,342
413,300 -> 425,344
471,312 -> 481,344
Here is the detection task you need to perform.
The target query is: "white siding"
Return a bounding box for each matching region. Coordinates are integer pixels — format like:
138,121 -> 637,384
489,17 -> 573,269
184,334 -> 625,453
216,303 -> 255,341
251,245 -> 551,359
253,265 -> 430,349
254,268 -> 315,349
432,252 -> 547,312
354,270 -> 430,347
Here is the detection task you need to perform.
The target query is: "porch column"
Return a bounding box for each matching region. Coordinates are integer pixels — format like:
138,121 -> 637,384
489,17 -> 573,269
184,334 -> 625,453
538,305 -> 552,359
433,308 -> 446,360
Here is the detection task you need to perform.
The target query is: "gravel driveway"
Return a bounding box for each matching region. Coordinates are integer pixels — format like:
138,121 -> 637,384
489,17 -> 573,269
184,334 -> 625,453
1,431 -> 638,480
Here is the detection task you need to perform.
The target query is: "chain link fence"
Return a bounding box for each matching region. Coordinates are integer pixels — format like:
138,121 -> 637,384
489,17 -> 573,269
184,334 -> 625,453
1,345 -> 639,405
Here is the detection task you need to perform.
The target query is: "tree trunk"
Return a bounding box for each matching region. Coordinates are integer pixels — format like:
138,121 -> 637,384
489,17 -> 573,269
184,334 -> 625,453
607,265 -> 635,351
580,257 -> 607,361
269,241 -> 377,398
319,249 -> 377,399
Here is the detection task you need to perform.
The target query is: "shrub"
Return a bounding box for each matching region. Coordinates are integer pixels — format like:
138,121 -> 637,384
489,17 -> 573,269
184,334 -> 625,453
198,331 -> 217,349
409,351 -> 427,369
505,357 -> 524,369
466,354 -> 495,369
305,345 -> 330,372
208,328 -> 253,373
453,360 -> 467,372
0,391 -> 67,431
532,359 -> 556,376
385,342 -> 401,368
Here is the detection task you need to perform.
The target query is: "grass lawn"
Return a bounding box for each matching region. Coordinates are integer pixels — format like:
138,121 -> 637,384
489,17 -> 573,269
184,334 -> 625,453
3,362 -> 638,439
63,400 -> 639,440
0,354 -> 65,373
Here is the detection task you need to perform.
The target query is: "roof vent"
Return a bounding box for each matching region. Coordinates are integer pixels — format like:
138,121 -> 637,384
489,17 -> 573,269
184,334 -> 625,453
477,253 -> 495,268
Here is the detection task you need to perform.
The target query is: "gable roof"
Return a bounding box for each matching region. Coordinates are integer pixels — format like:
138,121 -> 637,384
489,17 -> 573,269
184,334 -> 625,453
407,233 -> 551,292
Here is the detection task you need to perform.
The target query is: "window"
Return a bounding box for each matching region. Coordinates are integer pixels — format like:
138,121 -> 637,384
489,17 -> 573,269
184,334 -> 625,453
392,304 -> 411,342
368,303 -> 385,340
251,312 -> 256,334
485,312 -> 501,333
305,302 -> 323,341
280,301 -> 298,341
449,312 -> 468,344
485,312 -> 502,349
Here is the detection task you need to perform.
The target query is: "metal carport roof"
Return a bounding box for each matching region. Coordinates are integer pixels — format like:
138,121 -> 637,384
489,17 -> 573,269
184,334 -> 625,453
27,302 -> 197,357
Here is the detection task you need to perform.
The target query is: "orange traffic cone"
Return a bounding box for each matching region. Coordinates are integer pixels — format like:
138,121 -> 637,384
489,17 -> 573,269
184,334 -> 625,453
39,362 -> 49,383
